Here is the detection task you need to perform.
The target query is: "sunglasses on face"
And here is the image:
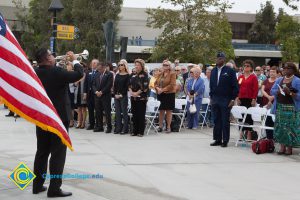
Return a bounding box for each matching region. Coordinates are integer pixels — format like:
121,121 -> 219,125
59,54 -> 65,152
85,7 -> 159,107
163,64 -> 170,67
118,64 -> 124,67
175,70 -> 180,71
190,71 -> 194,74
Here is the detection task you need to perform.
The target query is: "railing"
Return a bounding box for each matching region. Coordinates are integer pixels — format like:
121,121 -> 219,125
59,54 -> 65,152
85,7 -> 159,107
128,39 -> 156,46
232,43 -> 281,51
127,39 -> 281,51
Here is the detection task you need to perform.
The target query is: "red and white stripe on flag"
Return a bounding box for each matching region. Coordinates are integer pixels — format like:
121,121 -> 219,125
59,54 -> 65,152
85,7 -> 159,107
0,13 -> 73,151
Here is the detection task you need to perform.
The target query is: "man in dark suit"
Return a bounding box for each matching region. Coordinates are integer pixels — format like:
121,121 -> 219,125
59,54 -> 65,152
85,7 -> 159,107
33,48 -> 83,197
83,59 -> 99,130
209,52 -> 239,147
92,62 -> 113,133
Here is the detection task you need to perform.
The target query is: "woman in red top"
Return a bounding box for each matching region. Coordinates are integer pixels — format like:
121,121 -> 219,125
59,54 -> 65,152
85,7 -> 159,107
236,59 -> 259,140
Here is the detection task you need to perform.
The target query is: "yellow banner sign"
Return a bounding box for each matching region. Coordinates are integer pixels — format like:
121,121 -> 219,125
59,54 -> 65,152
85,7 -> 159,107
57,32 -> 74,40
57,24 -> 74,33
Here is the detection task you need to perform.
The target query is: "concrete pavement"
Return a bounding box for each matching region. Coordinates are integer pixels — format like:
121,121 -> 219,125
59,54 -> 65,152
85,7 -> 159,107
0,105 -> 300,200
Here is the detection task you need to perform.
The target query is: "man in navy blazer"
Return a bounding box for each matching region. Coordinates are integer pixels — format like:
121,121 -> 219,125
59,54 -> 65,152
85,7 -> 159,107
83,59 -> 99,130
92,62 -> 114,133
209,52 -> 239,147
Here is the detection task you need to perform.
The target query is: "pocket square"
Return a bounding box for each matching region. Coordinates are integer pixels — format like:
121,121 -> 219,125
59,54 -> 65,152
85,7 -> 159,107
222,73 -> 229,76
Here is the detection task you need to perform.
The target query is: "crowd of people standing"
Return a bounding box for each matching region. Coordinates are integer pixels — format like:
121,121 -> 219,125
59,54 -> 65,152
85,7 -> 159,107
4,52 -> 300,154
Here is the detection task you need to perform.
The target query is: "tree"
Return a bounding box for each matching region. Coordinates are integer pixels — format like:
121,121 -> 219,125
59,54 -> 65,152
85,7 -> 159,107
276,12 -> 300,62
248,1 -> 276,44
13,0 -> 122,59
146,0 -> 234,63
72,0 -> 122,59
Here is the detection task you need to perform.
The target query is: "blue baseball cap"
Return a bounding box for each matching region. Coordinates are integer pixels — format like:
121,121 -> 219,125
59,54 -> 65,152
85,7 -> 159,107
217,52 -> 226,58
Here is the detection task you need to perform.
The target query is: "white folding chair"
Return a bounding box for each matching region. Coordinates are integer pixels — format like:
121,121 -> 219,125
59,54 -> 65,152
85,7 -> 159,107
172,99 -> 187,132
230,106 -> 248,127
230,106 -> 248,146
247,107 -> 268,140
145,100 -> 161,135
199,98 -> 210,129
111,98 -> 116,115
261,109 -> 275,133
127,98 -> 133,120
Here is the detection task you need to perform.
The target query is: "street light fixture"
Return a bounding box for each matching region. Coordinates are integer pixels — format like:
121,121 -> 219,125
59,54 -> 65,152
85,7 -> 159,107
48,0 -> 64,56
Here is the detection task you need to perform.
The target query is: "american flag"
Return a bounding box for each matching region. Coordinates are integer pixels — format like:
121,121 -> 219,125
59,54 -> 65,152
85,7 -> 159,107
0,13 -> 73,150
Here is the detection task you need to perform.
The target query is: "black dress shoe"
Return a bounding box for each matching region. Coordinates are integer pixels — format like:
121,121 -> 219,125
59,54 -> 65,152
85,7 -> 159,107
47,189 -> 72,198
105,129 -> 112,133
221,142 -> 228,147
86,125 -> 94,130
33,186 -> 47,194
5,114 -> 14,117
93,128 -> 104,132
210,141 -> 222,146
121,131 -> 128,135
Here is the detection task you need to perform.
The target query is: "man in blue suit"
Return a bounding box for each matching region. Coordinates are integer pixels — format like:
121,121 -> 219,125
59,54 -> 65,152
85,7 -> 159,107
83,59 -> 99,130
209,52 -> 239,147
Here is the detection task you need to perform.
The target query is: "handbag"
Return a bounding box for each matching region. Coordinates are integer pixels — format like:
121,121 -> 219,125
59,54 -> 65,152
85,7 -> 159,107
251,138 -> 275,154
189,97 -> 197,114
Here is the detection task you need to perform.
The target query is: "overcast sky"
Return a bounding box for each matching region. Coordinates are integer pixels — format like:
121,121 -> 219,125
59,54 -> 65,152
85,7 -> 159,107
123,0 -> 300,15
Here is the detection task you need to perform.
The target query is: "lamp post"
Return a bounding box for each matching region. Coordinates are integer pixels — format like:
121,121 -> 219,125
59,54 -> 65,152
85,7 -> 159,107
48,0 -> 64,56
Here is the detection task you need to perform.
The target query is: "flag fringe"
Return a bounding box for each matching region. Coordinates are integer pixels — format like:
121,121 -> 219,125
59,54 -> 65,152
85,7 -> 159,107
1,97 -> 74,151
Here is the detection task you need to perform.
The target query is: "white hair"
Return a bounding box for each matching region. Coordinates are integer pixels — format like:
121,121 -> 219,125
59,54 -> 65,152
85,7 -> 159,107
193,66 -> 201,74
206,66 -> 213,71
226,62 -> 234,68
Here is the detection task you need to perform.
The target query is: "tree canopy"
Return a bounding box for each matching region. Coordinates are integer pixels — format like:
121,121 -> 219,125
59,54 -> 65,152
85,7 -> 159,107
276,11 -> 300,62
146,0 -> 234,64
248,1 -> 276,44
13,0 -> 122,59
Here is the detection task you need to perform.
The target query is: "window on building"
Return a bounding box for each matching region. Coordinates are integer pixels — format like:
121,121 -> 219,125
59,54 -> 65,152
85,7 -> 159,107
230,22 -> 252,40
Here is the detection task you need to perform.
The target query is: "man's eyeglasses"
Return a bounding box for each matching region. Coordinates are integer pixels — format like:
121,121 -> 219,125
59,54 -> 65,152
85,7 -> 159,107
255,69 -> 261,71
190,71 -> 194,74
175,70 -> 180,71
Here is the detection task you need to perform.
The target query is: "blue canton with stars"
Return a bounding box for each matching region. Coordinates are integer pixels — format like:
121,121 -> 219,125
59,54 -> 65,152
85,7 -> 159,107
0,13 -> 7,37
